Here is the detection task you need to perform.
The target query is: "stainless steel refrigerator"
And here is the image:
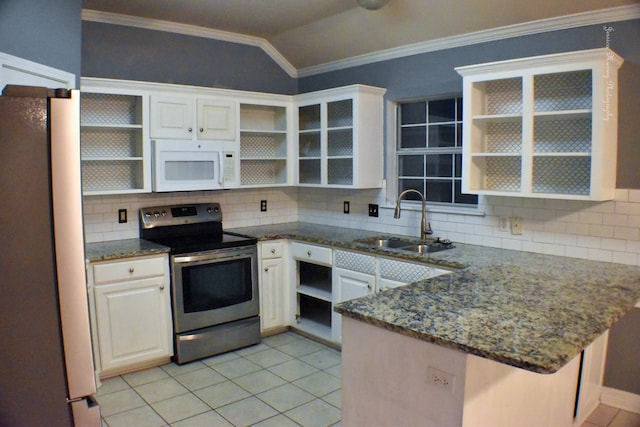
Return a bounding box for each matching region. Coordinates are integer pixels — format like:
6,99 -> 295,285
0,86 -> 101,426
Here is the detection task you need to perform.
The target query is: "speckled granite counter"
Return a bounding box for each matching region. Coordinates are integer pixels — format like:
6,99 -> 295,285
85,238 -> 169,262
229,222 -> 640,374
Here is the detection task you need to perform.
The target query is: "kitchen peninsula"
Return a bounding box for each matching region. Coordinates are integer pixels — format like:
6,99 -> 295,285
230,222 -> 640,427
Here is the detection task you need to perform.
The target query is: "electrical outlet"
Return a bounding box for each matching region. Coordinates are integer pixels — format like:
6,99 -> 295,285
368,204 -> 379,217
260,200 -> 267,212
118,209 -> 127,224
510,216 -> 523,235
499,216 -> 510,232
343,201 -> 350,214
428,367 -> 455,394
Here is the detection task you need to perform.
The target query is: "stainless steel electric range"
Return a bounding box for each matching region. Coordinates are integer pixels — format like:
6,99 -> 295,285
139,203 -> 260,364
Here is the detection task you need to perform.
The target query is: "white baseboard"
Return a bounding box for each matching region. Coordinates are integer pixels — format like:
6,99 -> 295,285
601,387 -> 640,414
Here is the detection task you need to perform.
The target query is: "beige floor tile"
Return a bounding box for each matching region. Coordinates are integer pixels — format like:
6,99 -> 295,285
134,377 -> 189,404
170,410 -> 234,427
103,405 -> 166,427
194,380 -> 251,409
174,366 -> 227,391
609,410 -> 640,427
256,383 -> 315,412
151,393 -> 210,424
96,388 -> 147,417
216,396 -> 279,426
285,398 -> 341,427
585,404 -> 620,426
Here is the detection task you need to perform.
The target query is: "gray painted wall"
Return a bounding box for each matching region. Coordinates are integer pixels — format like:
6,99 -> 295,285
0,0 -> 82,86
299,20 -> 640,190
81,22 -> 298,95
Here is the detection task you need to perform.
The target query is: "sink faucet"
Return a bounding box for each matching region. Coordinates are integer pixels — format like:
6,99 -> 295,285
394,189 -> 433,240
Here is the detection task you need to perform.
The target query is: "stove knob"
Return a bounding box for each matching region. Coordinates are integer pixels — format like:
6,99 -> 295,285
207,207 -> 213,214
153,211 -> 160,218
214,207 -> 220,213
144,212 -> 151,218
161,211 -> 167,216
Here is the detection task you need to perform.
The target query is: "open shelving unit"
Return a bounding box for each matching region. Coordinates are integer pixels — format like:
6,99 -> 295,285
80,92 -> 150,195
239,103 -> 289,186
457,48 -> 623,200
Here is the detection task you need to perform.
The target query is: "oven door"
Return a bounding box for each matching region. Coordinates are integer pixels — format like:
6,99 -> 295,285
171,245 -> 258,333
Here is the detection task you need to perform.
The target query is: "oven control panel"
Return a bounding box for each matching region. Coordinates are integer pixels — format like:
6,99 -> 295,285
139,203 -> 222,228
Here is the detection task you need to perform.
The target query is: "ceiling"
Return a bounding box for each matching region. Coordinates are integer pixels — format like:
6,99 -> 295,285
82,0 -> 639,72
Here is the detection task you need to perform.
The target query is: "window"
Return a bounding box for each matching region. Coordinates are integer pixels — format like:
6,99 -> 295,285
397,97 -> 477,206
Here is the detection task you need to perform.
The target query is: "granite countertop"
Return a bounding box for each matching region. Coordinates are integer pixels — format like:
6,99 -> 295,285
87,222 -> 640,374
85,238 -> 169,262
230,222 -> 640,374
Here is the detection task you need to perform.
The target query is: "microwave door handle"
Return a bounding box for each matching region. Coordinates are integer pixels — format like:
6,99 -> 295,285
218,152 -> 224,185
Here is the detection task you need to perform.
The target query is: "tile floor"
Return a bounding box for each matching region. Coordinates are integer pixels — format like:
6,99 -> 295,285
96,331 -> 342,427
582,404 -> 640,427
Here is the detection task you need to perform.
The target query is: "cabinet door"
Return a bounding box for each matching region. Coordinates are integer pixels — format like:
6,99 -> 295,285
333,267 -> 375,342
94,276 -> 172,373
259,257 -> 287,332
197,99 -> 236,140
150,95 -> 194,139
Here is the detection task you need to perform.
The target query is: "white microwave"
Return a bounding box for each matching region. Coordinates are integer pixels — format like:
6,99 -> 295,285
153,140 -> 236,192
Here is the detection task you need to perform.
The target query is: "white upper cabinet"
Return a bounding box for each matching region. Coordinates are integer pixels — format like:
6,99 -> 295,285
294,85 -> 386,189
456,48 -> 623,200
150,95 -> 236,141
80,81 -> 151,195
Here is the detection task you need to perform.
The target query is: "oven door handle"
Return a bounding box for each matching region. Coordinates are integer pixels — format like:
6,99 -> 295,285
173,250 -> 251,264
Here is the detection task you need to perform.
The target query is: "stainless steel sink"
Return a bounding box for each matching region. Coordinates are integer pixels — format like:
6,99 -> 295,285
355,236 -> 454,253
360,238 -> 417,249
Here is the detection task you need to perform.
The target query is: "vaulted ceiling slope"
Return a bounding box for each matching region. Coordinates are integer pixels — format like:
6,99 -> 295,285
82,0 -> 640,77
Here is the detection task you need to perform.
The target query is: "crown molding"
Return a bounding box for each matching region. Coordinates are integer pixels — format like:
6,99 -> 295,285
82,5 -> 640,80
297,4 -> 640,77
81,9 -> 298,78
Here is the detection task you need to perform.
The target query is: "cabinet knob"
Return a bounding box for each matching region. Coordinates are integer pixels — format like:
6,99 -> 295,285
128,267 -> 134,274
264,268 -> 269,272
367,284 -> 372,290
199,128 -> 204,133
188,127 -> 193,132
307,250 -> 312,257
159,285 -> 165,290
271,249 -> 276,254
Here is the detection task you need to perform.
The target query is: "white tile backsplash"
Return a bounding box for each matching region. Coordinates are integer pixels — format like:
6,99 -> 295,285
84,186 -> 640,266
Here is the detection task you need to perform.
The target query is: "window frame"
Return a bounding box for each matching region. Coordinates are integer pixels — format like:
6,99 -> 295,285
388,95 -> 478,209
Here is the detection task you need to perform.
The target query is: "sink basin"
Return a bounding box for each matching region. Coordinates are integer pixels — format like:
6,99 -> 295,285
356,236 -> 455,253
360,238 -> 417,249
401,244 -> 444,254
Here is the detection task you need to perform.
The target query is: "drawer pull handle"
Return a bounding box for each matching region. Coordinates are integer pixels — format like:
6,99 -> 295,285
188,127 -> 193,132
199,127 -> 204,133
129,267 -> 135,274
307,250 -> 312,257
159,285 -> 165,290
264,268 -> 269,272
271,249 -> 276,254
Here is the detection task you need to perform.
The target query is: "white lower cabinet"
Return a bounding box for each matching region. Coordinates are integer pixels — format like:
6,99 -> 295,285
258,241 -> 289,334
332,250 -> 377,342
89,254 -> 172,378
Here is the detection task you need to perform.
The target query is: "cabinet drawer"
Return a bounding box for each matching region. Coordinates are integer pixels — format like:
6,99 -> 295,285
260,241 -> 284,259
290,242 -> 332,266
93,255 -> 167,284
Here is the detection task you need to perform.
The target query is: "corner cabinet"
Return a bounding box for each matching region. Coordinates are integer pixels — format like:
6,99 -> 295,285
88,254 -> 172,378
80,85 -> 151,195
294,85 -> 386,188
456,48 -> 623,200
